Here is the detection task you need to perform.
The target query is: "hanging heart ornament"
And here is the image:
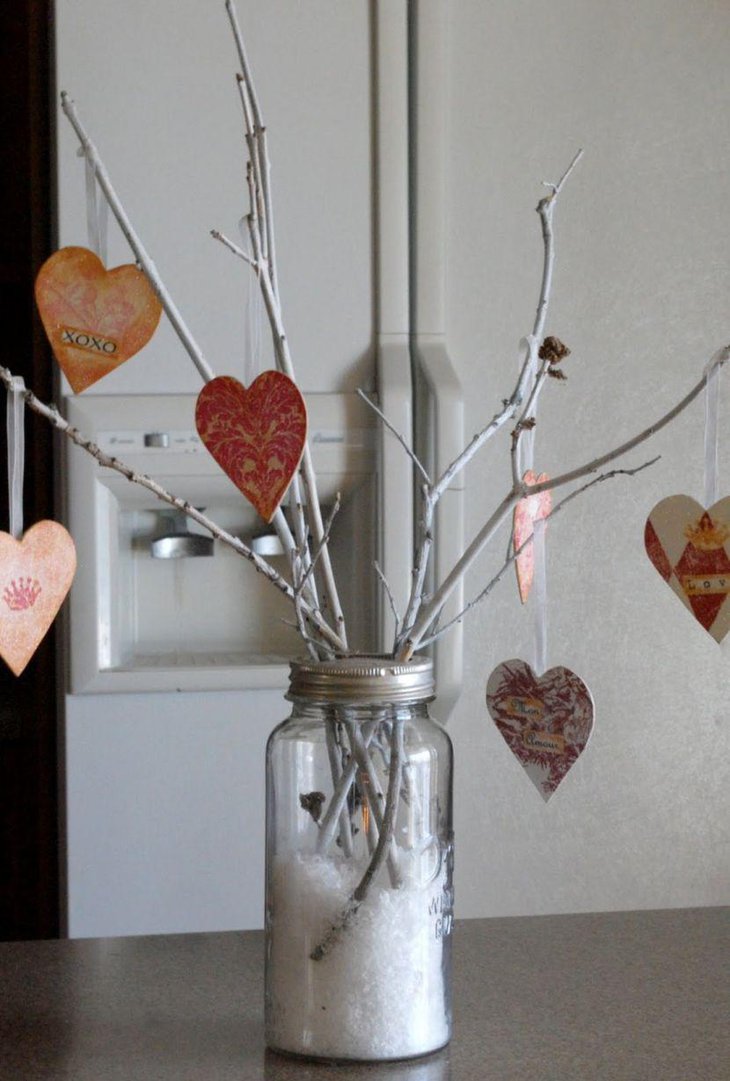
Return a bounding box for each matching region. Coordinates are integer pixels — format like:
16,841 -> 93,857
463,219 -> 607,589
196,372 -> 307,523
35,246 -> 162,394
645,495 -> 730,642
486,659 -> 594,801
0,521 -> 76,676
513,470 -> 552,603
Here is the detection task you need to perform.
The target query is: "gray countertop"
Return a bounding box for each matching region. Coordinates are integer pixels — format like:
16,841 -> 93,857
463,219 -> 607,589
1,908 -> 728,1081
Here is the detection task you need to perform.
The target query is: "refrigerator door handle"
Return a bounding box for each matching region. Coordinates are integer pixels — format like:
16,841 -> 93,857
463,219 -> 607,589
413,335 -> 464,723
410,0 -> 464,721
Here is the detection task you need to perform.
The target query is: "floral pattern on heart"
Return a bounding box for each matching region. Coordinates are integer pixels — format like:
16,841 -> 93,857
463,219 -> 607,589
513,470 -> 552,603
195,372 -> 307,523
35,246 -> 162,393
486,658 -> 594,801
644,494 -> 730,643
0,521 -> 77,677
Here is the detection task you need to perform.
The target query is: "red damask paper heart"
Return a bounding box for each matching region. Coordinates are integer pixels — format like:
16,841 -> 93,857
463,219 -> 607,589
0,521 -> 77,676
195,372 -> 307,522
645,494 -> 730,643
513,470 -> 552,603
35,246 -> 162,393
486,658 -> 594,801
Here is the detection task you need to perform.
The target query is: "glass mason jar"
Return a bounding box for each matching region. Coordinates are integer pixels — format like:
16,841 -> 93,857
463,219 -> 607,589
265,655 -> 454,1062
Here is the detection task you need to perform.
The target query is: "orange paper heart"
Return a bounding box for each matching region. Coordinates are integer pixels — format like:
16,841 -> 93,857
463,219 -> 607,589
35,246 -> 162,393
513,470 -> 552,604
195,372 -> 307,523
0,521 -> 77,676
645,494 -> 730,642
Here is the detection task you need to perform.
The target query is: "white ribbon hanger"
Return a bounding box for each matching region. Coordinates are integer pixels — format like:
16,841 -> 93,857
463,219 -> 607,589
83,147 -> 109,264
6,377 -> 26,540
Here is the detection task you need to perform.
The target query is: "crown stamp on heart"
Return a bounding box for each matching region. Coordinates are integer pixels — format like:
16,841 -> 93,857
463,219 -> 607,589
513,470 -> 552,603
645,494 -> 730,643
195,372 -> 307,523
486,659 -> 594,801
0,521 -> 77,676
35,246 -> 163,394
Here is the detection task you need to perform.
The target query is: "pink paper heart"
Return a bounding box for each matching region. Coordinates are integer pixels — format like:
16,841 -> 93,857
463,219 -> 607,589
0,521 -> 77,676
513,471 -> 552,604
35,247 -> 162,394
486,658 -> 594,801
645,494 -> 730,642
195,372 -> 307,523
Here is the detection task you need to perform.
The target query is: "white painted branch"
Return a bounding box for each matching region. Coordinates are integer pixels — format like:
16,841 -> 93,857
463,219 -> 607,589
373,560 -> 401,644
356,389 -> 431,484
62,96 -> 320,642
60,93 -> 215,385
294,494 -> 341,599
398,488 -> 434,644
523,346 -> 730,500
398,491 -> 517,660
0,365 -> 347,654
212,228 -> 349,646
420,457 -> 659,648
224,5 -> 345,643
399,345 -> 729,658
431,153 -> 583,504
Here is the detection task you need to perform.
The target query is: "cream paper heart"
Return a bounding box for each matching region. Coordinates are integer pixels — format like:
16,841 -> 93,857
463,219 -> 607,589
0,522 -> 77,676
644,495 -> 730,643
486,658 -> 594,801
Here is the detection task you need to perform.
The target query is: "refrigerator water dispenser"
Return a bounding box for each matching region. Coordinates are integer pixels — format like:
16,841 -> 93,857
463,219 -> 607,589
65,393 -> 382,693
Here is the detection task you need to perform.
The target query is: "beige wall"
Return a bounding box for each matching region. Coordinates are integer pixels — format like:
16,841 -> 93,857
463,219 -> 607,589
446,0 -> 730,915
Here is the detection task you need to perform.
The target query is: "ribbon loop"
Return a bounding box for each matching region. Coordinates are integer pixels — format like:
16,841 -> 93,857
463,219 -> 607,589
532,517 -> 548,676
703,347 -> 730,507
517,335 -> 548,673
84,151 -> 108,265
6,377 -> 26,540
239,217 -> 264,386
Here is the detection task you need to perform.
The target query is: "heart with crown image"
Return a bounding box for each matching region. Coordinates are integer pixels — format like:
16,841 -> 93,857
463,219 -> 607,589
0,521 -> 77,676
644,495 -> 730,643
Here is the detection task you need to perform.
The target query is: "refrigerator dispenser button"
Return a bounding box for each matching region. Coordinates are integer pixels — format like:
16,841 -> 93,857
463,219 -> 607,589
144,432 -> 170,448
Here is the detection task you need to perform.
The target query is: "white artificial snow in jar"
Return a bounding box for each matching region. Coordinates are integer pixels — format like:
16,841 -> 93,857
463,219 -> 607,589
266,852 -> 451,1061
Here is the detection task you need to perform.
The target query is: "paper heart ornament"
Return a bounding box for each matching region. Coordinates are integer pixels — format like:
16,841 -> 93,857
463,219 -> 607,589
196,372 -> 307,522
35,246 -> 162,393
0,522 -> 77,676
645,495 -> 730,642
486,659 -> 594,801
513,471 -> 552,603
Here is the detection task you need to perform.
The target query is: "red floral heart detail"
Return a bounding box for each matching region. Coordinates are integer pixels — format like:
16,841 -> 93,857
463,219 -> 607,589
35,246 -> 162,393
195,372 -> 307,523
486,658 -> 594,801
0,521 -> 77,676
645,494 -> 730,642
513,470 -> 552,604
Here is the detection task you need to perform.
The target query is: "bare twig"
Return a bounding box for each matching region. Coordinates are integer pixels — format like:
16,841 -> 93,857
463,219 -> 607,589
60,93 -> 215,384
211,228 -> 259,270
212,225 -> 349,647
419,457 -> 659,648
294,494 -> 341,598
356,389 -> 431,485
0,366 -> 347,654
523,346 -> 730,500
311,716 -> 404,961
374,560 -> 401,642
398,345 -> 729,659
